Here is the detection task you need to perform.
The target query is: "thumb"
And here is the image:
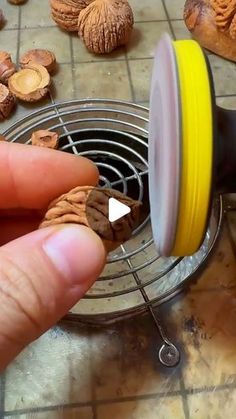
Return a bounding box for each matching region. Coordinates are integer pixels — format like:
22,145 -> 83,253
0,224 -> 106,371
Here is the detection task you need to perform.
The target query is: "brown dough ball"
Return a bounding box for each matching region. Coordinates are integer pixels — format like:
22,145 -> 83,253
20,49 -> 57,74
184,0 -> 236,61
8,63 -> 50,102
0,83 -> 16,121
78,0 -> 134,54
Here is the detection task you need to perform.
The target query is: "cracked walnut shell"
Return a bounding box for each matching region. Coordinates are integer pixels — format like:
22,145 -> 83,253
0,51 -> 16,84
78,0 -> 134,54
8,63 -> 50,102
39,186 -> 141,252
50,0 -> 92,32
0,83 -> 16,121
20,49 -> 57,74
184,0 -> 236,61
31,130 -> 59,149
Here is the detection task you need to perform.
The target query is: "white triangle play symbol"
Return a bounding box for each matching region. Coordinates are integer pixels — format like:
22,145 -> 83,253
108,198 -> 131,223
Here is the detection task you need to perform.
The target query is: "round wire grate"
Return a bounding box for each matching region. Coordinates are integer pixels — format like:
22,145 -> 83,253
4,99 -> 223,328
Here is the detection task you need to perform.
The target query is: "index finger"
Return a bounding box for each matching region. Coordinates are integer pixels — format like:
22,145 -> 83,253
0,142 -> 99,209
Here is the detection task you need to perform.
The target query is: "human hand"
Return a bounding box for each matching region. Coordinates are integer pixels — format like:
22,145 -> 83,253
0,141 -> 106,371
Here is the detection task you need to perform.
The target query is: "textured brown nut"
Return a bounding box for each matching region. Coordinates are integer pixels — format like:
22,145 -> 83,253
50,0 -> 92,32
8,63 -> 50,102
8,0 -> 27,4
0,135 -> 6,141
0,9 -> 5,29
0,83 -> 16,121
20,49 -> 57,74
39,186 -> 141,252
31,130 -> 59,149
78,0 -> 134,54
0,51 -> 16,84
184,0 -> 236,61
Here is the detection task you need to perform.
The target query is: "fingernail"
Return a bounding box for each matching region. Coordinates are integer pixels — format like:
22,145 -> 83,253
43,225 -> 105,287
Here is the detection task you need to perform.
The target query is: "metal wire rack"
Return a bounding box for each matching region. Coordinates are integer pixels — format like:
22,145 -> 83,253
3,99 -> 223,367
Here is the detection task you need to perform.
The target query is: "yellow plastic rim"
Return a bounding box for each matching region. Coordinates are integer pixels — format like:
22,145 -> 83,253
171,40 -> 213,256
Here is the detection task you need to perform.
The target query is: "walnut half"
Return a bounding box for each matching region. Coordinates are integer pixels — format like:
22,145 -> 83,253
39,186 -> 141,252
8,63 -> 50,102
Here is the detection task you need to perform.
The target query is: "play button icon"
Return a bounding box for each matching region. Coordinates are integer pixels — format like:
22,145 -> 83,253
108,197 -> 131,223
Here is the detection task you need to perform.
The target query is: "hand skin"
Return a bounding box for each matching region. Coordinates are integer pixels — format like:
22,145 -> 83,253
0,142 -> 106,371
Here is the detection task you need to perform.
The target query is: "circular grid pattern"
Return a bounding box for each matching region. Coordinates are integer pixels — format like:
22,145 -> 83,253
3,99 -> 223,324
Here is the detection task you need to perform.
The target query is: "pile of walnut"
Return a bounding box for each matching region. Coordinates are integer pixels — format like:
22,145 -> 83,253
39,186 -> 141,252
50,0 -> 134,54
0,48 -> 57,121
184,0 -> 236,61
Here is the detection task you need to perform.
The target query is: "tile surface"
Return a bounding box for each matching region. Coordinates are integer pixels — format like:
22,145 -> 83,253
74,61 -> 132,100
129,59 -> 153,102
7,407 -> 93,419
21,0 -> 56,28
129,0 -> 167,22
97,397 -> 185,419
0,2 -> 19,29
20,28 -> 71,63
127,21 -> 171,59
5,327 -> 92,410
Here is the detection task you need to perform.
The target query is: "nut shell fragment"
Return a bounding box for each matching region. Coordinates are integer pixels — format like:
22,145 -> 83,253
184,0 -> 236,61
31,130 -> 59,149
0,83 -> 16,121
8,63 -> 50,102
20,49 -> 57,74
78,0 -> 134,54
0,51 -> 16,84
39,186 -> 141,252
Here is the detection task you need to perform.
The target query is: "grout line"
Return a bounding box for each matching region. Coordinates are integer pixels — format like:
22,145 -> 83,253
88,331 -> 98,419
216,93 -> 236,98
69,36 -> 76,100
1,19 -> 186,32
5,382 -> 236,416
160,0 -> 176,40
125,50 -> 136,102
179,374 -> 190,419
0,372 -> 6,417
16,7 -> 21,66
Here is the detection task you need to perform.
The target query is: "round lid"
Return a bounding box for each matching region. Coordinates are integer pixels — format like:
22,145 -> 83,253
148,33 -> 181,256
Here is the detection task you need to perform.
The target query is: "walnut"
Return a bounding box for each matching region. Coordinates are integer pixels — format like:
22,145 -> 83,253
39,186 -> 141,252
31,130 -> 59,149
20,49 -> 57,74
50,0 -> 92,32
0,83 -> 16,121
211,0 -> 236,37
184,0 -> 236,61
0,9 -> 5,29
78,0 -> 134,54
0,51 -> 16,84
8,63 -> 50,102
8,0 -> 27,4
